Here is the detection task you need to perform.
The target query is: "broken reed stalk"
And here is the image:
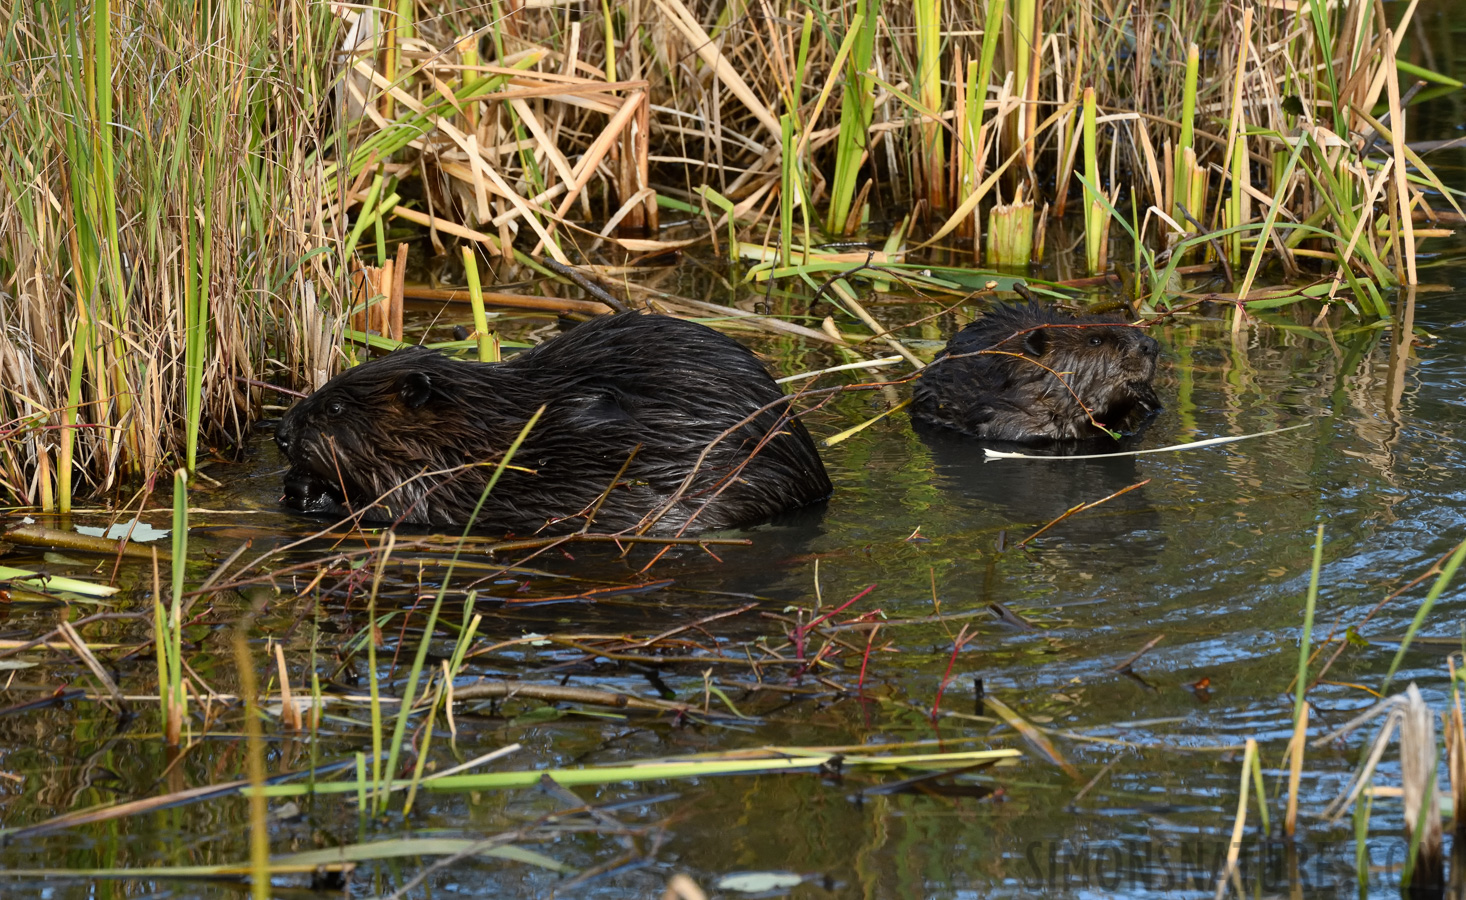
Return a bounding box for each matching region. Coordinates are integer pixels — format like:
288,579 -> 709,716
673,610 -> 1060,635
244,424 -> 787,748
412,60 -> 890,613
461,247 -> 499,362
1284,702 -> 1309,839
1448,656 -> 1466,834
1399,684 -> 1444,891
986,188 -> 1034,271
1081,86 -> 1106,274
1214,737 -> 1256,900
274,643 -> 301,732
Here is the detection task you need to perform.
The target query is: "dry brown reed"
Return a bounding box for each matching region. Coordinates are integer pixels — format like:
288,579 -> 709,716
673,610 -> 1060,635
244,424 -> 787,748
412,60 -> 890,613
0,0 -> 1454,508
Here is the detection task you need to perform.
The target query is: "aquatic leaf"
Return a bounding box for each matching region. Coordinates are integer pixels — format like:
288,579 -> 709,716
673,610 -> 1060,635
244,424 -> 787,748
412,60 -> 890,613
0,838 -> 568,880
0,567 -> 118,598
269,838 -> 568,872
984,696 -> 1080,781
248,748 -> 1022,797
75,520 -> 170,542
717,871 -> 805,892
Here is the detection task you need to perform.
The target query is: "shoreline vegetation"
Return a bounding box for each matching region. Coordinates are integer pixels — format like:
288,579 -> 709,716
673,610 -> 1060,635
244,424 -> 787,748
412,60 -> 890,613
0,0 -> 1460,507
2,6 -> 1466,893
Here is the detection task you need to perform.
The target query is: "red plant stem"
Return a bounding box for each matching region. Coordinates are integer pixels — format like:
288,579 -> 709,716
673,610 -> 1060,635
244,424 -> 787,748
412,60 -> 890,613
932,625 -> 973,717
858,624 -> 881,694
802,584 -> 877,636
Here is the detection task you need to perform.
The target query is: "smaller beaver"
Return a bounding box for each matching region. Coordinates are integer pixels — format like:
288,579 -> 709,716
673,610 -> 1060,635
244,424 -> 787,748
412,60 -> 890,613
911,302 -> 1161,442
274,313 -> 832,534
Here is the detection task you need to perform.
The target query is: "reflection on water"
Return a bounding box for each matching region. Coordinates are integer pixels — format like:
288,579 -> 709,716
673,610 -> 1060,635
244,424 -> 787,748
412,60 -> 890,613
918,428 -> 1164,549
4,279 -> 1465,897
8,249 -> 1466,897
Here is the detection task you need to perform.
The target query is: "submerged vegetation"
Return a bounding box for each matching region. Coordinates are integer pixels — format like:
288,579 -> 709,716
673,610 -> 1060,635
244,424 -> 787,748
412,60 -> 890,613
1,0 -> 1461,504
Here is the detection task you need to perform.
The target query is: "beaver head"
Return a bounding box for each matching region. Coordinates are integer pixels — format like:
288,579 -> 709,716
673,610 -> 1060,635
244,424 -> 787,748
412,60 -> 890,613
911,303 -> 1162,442
1009,314 -> 1160,421
275,347 -> 521,523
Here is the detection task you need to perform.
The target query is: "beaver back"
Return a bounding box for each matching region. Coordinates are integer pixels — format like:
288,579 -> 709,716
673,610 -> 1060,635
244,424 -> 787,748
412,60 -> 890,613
275,313 -> 832,533
911,302 -> 1161,441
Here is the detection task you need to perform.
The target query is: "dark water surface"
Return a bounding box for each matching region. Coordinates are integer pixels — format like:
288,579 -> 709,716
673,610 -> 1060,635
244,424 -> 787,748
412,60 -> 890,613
4,264 -> 1466,898
8,41 -> 1466,900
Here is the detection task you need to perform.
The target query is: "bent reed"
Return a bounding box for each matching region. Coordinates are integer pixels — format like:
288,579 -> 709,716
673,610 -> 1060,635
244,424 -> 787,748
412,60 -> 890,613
0,0 -> 1453,509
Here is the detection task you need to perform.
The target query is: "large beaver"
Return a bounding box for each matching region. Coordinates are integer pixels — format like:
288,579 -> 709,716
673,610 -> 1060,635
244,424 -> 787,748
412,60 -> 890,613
911,302 -> 1161,441
275,313 -> 832,534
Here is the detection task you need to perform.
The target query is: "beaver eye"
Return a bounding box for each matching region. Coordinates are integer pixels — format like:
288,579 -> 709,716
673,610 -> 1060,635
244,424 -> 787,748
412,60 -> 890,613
326,399 -> 346,416
1088,335 -> 1104,346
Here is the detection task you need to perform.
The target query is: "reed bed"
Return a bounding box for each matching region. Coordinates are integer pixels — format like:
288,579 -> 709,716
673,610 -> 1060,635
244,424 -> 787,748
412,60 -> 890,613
0,0 -> 1458,508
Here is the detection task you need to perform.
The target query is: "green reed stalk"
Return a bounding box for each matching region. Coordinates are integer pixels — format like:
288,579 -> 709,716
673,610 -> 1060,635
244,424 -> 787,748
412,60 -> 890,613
343,173 -> 383,257
374,410 -> 542,812
791,12 -> 814,115
366,532 -> 395,805
185,101 -> 221,473
163,469 -> 189,744
402,682 -> 442,815
825,0 -> 880,234
1238,133 -> 1305,302
230,625 -> 270,900
697,186 -> 740,255
309,621 -> 322,780
913,0 -> 944,209
55,0 -> 112,511
1173,42 -> 1199,223
376,3 -> 399,117
379,594 -> 444,813
448,604 -> 482,678
89,0 -> 133,467
1305,0 -> 1347,136
1248,741 -> 1271,836
462,248 -> 498,362
1382,540 -> 1466,697
1011,0 -> 1037,158
1227,134 -> 1246,269
780,114 -> 796,265
1294,524 -> 1323,725
964,0 -> 1005,190
959,61 -> 981,228
601,0 -> 617,80
161,468 -> 189,746
355,752 -> 368,818
1081,86 -> 1105,273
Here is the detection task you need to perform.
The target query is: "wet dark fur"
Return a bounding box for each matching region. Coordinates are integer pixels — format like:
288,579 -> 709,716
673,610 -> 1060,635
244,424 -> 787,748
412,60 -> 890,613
910,303 -> 1161,442
275,313 -> 832,534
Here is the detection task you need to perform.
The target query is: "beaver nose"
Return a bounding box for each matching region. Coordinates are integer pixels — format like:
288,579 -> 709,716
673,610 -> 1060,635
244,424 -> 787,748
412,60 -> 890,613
275,420 -> 293,455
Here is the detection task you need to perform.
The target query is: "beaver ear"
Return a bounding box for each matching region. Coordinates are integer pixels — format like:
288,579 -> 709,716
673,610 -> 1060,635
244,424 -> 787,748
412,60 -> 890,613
1023,328 -> 1047,357
399,372 -> 433,408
